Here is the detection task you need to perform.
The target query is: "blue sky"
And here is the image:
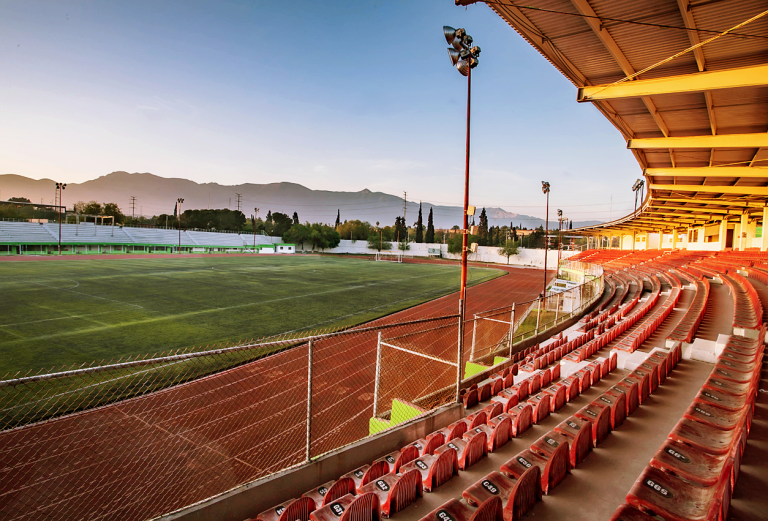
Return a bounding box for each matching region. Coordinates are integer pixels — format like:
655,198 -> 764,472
0,0 -> 642,221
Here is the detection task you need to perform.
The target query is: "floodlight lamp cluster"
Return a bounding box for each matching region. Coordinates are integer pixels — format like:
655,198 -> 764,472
632,179 -> 645,192
444,26 -> 480,76
557,209 -> 563,217
541,181 -> 551,194
56,182 -> 66,190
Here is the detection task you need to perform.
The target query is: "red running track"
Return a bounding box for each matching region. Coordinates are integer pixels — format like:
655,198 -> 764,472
0,262 -> 550,521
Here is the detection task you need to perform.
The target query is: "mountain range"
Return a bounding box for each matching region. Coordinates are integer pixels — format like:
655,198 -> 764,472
0,172 -> 603,230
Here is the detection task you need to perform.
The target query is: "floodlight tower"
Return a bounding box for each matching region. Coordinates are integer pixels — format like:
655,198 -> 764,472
557,208 -> 564,268
443,25 -> 480,316
443,24 -> 481,402
542,181 -> 551,298
632,179 -> 644,251
55,182 -> 66,255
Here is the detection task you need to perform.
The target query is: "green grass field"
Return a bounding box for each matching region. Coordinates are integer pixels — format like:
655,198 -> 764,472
0,255 -> 503,376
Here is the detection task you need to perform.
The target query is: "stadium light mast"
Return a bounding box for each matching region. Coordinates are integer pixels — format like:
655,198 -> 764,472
542,181 -> 551,298
177,198 -> 184,254
253,207 -> 259,253
55,182 -> 66,255
443,24 -> 480,358
557,208 -> 564,269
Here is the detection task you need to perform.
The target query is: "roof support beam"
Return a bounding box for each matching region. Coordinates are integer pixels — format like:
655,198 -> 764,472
677,0 -> 706,71
649,184 -> 768,196
652,198 -> 768,208
648,204 -> 742,215
629,133 -> 768,149
645,166 -> 768,178
578,64 -> 768,101
569,0 -> 669,137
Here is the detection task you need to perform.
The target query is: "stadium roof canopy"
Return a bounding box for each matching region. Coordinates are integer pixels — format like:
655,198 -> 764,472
471,0 -> 768,233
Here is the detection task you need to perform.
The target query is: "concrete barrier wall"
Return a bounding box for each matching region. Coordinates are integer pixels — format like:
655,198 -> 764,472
291,240 -> 571,269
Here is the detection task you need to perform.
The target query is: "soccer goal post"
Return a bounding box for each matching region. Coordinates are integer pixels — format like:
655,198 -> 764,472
375,252 -> 403,263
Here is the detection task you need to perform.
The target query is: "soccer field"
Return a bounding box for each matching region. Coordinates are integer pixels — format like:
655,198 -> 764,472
0,255 -> 503,376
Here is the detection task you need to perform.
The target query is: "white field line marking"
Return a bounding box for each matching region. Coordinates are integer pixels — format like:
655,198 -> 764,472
0,311 -> 114,328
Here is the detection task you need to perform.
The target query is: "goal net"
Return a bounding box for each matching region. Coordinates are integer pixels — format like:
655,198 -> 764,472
375,252 -> 403,263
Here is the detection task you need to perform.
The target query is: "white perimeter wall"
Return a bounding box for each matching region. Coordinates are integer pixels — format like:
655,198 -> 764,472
292,239 -> 568,269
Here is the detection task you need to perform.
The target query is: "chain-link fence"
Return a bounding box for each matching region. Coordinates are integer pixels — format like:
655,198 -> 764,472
0,261 -> 602,521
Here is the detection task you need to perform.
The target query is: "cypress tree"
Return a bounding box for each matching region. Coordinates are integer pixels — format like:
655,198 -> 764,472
293,211 -> 299,225
478,208 -> 489,246
425,207 -> 435,243
415,202 -> 424,243
335,209 -> 341,228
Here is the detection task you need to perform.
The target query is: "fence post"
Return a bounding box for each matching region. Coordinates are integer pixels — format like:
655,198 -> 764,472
555,292 -> 560,324
305,338 -> 313,463
470,315 -> 478,361
456,302 -> 464,404
508,303 -> 515,358
535,298 -> 541,336
373,332 -> 382,418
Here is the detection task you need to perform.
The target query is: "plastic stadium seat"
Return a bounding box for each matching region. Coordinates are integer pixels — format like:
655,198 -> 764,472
462,388 -> 479,408
358,470 -> 423,518
541,384 -> 566,412
528,373 -> 542,395
410,432 -> 445,457
503,371 -> 515,388
492,389 -> 519,413
420,496 -> 503,521
600,357 -> 611,378
610,351 -> 618,372
626,466 -> 726,521
637,362 -> 659,393
646,353 -> 667,383
490,376 -> 504,396
695,388 -> 748,413
615,379 -> 640,416
529,432 -> 571,480
627,370 -> 651,404
560,377 -> 580,402
608,503 -> 662,521
439,419 -> 469,442
683,401 -> 746,431
550,363 -> 561,381
309,493 -> 381,521
554,416 -> 592,468
668,418 -> 738,456
506,404 -> 532,437
399,448 -> 458,492
486,414 -> 513,452
466,411 -> 488,429
587,362 -> 602,383
478,383 -> 493,403
574,369 -> 591,392
650,439 -> 730,487
435,432 -> 487,470
483,402 -> 504,421
257,497 -> 316,521
575,402 -> 611,446
501,448 -> 565,495
510,380 -> 530,401
376,445 -> 419,474
304,478 -> 357,508
526,393 -> 551,424
598,389 -> 627,429
540,369 -> 551,388
702,377 -> 756,408
341,462 -> 390,493
462,470 -> 541,521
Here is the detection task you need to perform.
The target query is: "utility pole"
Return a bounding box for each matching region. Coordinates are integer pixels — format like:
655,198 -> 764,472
129,196 -> 137,220
235,193 -> 242,212
253,207 -> 259,252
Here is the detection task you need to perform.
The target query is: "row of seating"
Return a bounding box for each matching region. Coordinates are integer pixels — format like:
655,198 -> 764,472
611,329 -> 765,521
420,338 -> 684,521
614,272 -> 681,353
667,269 -> 710,344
